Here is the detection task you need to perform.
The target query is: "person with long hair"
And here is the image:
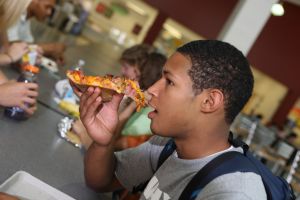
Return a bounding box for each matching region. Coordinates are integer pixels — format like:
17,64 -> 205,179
0,0 -> 31,29
0,0 -> 30,66
0,0 -> 39,117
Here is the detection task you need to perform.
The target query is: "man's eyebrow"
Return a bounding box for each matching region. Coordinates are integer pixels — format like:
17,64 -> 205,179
162,69 -> 179,81
162,69 -> 173,77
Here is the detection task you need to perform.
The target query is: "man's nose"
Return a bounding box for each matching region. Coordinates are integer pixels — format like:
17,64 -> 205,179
148,79 -> 163,97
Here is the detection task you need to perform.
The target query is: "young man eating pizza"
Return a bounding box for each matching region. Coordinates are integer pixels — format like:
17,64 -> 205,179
74,40 -> 266,199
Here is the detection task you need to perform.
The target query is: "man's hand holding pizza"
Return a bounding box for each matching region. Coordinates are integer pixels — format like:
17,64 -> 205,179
68,70 -> 146,146
79,86 -> 124,146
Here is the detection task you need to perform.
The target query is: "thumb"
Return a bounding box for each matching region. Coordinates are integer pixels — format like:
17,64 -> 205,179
109,93 -> 124,111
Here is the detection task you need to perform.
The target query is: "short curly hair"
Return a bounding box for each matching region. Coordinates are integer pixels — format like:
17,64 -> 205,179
177,40 -> 254,124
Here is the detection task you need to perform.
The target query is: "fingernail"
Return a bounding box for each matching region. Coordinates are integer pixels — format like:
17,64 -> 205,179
88,87 -> 93,93
96,96 -> 102,102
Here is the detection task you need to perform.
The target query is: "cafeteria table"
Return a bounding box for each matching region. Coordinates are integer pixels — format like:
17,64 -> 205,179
0,67 -> 111,199
0,23 -> 123,198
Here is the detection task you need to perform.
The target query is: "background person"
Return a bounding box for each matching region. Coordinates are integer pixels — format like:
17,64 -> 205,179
7,0 -> 66,62
114,52 -> 166,150
0,0 -> 39,199
0,0 -> 38,116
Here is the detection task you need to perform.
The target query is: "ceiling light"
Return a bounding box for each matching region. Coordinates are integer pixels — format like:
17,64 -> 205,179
271,3 -> 285,16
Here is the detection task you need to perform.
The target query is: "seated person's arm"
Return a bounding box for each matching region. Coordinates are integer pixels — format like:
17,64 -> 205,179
0,42 -> 28,66
38,43 -> 65,61
0,53 -> 13,66
0,32 -> 10,51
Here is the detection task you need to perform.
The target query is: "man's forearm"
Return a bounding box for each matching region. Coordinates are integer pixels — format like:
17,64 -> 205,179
84,141 -> 118,192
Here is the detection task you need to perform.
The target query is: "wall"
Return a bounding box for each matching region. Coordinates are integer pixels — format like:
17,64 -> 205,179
144,0 -> 238,39
242,68 -> 288,124
247,2 -> 300,125
88,0 -> 157,45
143,0 -> 300,125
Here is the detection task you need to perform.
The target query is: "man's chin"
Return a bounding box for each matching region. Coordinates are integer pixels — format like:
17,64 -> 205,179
150,125 -> 156,135
150,126 -> 169,138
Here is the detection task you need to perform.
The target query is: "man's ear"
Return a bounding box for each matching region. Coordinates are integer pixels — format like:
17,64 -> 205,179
199,89 -> 224,113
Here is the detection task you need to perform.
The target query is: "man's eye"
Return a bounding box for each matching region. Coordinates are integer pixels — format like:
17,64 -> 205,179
166,78 -> 174,86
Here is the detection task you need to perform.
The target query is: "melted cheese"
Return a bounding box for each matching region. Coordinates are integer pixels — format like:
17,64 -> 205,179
67,70 -> 145,111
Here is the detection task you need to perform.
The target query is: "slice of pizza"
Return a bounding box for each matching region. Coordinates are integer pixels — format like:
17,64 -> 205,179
67,70 -> 146,111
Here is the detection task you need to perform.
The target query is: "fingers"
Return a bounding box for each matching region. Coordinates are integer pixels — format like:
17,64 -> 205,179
24,82 -> 39,90
19,83 -> 38,104
69,81 -> 83,97
84,89 -> 103,121
17,97 -> 37,115
79,87 -> 96,117
24,105 -> 37,115
73,86 -> 83,97
79,87 -> 123,113
125,85 -> 137,99
23,97 -> 37,105
80,87 -> 102,118
110,93 -> 124,111
23,83 -> 38,98
26,90 -> 38,98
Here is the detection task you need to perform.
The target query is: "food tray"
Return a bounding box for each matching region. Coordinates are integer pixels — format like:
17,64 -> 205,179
0,171 -> 75,200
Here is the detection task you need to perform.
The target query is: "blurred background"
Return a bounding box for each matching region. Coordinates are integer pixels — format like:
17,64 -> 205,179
3,0 -> 300,198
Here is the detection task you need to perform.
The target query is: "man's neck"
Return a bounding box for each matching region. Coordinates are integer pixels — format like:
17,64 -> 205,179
174,125 -> 231,160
